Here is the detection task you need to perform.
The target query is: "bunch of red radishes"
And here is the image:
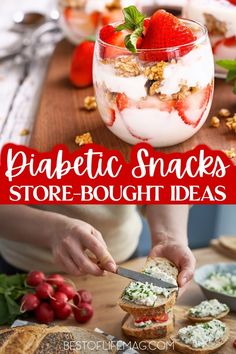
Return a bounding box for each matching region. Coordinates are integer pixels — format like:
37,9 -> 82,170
21,271 -> 93,325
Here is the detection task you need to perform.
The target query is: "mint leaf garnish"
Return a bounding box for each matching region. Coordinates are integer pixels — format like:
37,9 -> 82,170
116,6 -> 145,53
217,59 -> 236,95
125,27 -> 143,53
226,70 -> 236,82
217,59 -> 236,71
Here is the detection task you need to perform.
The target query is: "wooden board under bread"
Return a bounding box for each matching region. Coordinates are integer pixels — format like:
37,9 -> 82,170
30,40 -> 236,163
122,305 -> 236,354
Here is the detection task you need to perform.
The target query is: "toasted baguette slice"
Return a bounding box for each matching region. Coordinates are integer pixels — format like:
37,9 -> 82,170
171,324 -> 229,354
187,299 -> 230,323
122,310 -> 174,340
118,257 -> 178,318
188,308 -> 229,323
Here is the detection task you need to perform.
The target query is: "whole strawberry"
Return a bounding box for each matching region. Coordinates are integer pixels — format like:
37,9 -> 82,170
140,10 -> 196,61
70,40 -> 95,88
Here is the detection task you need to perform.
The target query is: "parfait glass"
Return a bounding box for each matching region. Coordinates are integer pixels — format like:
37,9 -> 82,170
58,0 -> 142,44
183,0 -> 236,77
93,19 -> 214,147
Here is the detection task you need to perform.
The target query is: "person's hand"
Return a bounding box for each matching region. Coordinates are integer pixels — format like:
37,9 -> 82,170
150,241 -> 196,295
51,218 -> 117,276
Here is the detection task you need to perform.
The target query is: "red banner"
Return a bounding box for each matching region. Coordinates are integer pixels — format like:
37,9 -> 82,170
0,143 -> 235,204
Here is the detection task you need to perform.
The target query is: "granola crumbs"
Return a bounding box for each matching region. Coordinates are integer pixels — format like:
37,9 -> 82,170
84,96 -> 97,111
172,85 -> 197,100
223,148 -> 236,159
226,114 -> 236,133
144,62 -> 167,95
75,132 -> 93,146
204,13 -> 227,35
210,116 -> 220,128
114,56 -> 141,77
219,108 -> 231,117
20,129 -> 30,136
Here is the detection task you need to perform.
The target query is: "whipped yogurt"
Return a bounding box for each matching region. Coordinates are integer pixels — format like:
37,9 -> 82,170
94,41 -> 214,100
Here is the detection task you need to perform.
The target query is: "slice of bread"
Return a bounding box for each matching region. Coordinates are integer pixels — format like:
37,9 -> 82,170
122,310 -> 174,340
187,300 -> 230,323
219,236 -> 236,253
188,308 -> 229,323
118,257 -> 178,318
0,325 -> 117,354
171,324 -> 229,354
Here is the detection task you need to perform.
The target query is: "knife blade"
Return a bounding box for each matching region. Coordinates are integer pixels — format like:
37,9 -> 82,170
116,267 -> 177,289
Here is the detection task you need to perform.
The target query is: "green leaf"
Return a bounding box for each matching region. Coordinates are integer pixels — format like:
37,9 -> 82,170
115,5 -> 145,53
217,59 -> 236,71
123,6 -> 145,28
226,70 -> 236,82
0,294 -> 9,325
124,27 -> 143,53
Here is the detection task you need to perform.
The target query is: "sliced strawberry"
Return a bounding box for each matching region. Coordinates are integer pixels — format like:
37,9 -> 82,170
100,25 -> 116,41
175,85 -> 212,127
99,25 -> 126,59
136,37 -> 143,49
213,36 -> 236,61
104,109 -> 116,127
140,10 -> 196,61
227,0 -> 236,4
143,18 -> 151,36
70,41 -> 95,88
116,93 -> 129,111
135,96 -> 175,113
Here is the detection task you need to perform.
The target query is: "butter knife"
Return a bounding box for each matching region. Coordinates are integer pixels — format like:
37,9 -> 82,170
116,266 -> 177,289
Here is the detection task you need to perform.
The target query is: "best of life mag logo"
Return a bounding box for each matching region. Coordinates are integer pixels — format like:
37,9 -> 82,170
0,143 -> 235,204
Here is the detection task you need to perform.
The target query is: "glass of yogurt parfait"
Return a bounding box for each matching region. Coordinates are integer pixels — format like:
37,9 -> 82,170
58,0 -> 141,44
183,0 -> 236,77
93,6 -> 214,147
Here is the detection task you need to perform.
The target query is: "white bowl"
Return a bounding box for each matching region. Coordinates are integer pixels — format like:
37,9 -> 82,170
194,263 -> 236,312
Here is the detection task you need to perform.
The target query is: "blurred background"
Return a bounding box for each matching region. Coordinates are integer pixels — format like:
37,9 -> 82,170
139,205 -> 236,256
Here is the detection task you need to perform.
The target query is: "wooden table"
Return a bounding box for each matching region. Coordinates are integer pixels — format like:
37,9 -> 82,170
63,247 -> 236,353
30,40 -> 236,162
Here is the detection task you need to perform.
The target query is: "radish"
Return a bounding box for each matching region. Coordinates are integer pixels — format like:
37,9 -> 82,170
35,303 -> 54,324
20,293 -> 40,312
26,271 -> 45,287
73,302 -> 93,323
36,282 -> 55,299
73,289 -> 92,306
57,283 -> 76,300
55,303 -> 72,320
50,292 -> 68,310
47,274 -> 65,287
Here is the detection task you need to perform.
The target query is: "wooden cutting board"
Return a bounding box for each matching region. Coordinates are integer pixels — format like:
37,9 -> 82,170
127,305 -> 236,353
30,40 -> 236,162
